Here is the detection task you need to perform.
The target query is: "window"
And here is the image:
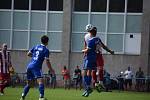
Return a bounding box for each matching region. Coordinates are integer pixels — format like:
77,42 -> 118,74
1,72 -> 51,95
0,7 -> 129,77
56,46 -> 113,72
12,31 -> 28,49
0,30 -> 11,48
31,0 -> 46,10
0,0 -> 11,9
49,0 -> 63,11
71,33 -> 84,51
127,0 -> 143,13
31,12 -> 46,30
14,0 -> 29,10
107,34 -> 123,52
0,12 -> 11,29
47,32 -> 62,50
72,14 -> 88,32
74,0 -> 89,12
126,15 -> 142,33
91,0 -> 107,12
91,14 -> 106,32
109,0 -> 125,12
108,14 -> 124,33
13,12 -> 29,30
48,13 -> 63,31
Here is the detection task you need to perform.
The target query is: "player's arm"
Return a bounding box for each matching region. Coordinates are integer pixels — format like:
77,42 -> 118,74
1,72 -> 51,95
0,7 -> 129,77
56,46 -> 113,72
45,50 -> 54,73
45,58 -> 54,73
101,41 -> 114,54
27,46 -> 35,57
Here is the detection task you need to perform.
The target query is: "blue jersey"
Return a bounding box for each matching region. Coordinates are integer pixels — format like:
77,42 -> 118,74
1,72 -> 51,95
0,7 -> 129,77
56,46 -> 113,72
27,44 -> 49,70
83,37 -> 101,70
87,37 -> 101,61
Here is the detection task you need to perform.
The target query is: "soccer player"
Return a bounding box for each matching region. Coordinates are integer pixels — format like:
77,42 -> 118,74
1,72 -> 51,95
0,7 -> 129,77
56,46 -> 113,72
84,24 -> 114,92
82,26 -> 99,97
0,43 -> 11,95
20,35 -> 54,100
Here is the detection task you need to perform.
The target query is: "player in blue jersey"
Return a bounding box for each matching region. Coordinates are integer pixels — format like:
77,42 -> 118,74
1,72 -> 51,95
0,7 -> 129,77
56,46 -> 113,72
82,27 -> 98,97
20,35 -> 54,100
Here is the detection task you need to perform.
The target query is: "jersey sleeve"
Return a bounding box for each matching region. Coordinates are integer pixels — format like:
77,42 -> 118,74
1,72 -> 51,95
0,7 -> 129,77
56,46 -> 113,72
29,46 -> 35,53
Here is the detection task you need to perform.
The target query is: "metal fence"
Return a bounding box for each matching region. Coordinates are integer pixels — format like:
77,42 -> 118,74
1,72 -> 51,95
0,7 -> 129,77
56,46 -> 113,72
10,73 -> 150,92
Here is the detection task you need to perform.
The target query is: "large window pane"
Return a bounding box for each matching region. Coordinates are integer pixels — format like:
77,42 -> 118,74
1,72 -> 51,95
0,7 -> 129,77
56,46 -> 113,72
71,33 -> 84,51
109,0 -> 125,12
30,31 -> 45,48
49,0 -> 63,11
91,0 -> 107,12
0,30 -> 10,48
107,34 -> 123,52
48,13 -> 63,31
74,0 -> 89,12
47,32 -> 62,50
126,15 -> 142,33
0,12 -> 11,29
31,0 -> 46,10
108,15 -> 124,33
127,0 -> 143,13
14,0 -> 29,10
91,14 -> 106,32
13,12 -> 29,30
31,12 -> 46,30
72,14 -> 88,32
0,0 -> 11,9
12,31 -> 28,49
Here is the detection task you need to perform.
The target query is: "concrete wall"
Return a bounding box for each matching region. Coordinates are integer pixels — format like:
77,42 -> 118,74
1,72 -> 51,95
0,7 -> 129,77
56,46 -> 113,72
10,0 -> 150,78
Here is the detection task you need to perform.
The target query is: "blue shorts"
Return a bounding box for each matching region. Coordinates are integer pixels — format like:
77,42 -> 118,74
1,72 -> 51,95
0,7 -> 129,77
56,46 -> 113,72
82,56 -> 97,70
26,68 -> 43,80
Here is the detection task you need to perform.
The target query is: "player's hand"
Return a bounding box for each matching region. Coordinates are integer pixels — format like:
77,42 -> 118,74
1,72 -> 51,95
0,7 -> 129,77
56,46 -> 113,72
110,50 -> 114,55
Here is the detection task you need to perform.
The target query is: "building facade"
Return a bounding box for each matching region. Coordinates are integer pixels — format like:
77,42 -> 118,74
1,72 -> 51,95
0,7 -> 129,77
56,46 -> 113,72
0,0 -> 149,77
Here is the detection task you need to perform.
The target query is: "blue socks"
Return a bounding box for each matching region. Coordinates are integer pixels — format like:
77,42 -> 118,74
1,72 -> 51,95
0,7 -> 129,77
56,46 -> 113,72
83,75 -> 92,90
22,85 -> 30,97
39,84 -> 44,98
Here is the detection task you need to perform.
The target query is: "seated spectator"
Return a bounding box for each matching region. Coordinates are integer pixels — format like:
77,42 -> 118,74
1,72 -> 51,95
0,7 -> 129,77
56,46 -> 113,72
73,65 -> 82,90
135,67 -> 145,91
103,70 -> 111,92
61,66 -> 70,89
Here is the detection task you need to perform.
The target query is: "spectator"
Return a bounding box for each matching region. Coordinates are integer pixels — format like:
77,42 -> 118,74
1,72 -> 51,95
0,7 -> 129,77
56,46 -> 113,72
61,66 -> 70,89
73,65 -> 82,90
48,70 -> 56,89
124,66 -> 134,91
8,66 -> 16,87
135,67 -> 145,91
0,43 -> 12,95
117,71 -> 124,91
103,70 -> 111,92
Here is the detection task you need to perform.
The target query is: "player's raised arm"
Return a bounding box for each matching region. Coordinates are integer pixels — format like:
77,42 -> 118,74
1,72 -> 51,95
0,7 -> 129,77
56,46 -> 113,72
101,41 -> 114,54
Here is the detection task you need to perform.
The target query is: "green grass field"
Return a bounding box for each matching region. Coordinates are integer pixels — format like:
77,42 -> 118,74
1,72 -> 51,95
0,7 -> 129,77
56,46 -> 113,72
0,88 -> 150,100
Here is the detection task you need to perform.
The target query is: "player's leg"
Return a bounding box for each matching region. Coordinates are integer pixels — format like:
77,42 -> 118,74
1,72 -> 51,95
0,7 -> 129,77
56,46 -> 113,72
20,69 -> 33,100
0,74 -> 5,95
92,70 -> 97,88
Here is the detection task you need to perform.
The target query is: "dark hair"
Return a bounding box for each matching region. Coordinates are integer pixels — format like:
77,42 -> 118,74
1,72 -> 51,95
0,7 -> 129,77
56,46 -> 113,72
41,35 -> 49,44
90,27 -> 97,36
